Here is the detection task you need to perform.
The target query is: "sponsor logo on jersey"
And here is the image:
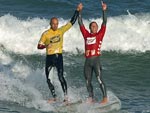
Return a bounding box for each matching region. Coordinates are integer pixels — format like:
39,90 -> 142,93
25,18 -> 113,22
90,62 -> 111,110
86,37 -> 96,45
50,35 -> 60,43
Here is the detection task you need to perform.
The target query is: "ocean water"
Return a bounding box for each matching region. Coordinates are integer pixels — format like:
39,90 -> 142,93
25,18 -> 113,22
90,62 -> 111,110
0,0 -> 150,113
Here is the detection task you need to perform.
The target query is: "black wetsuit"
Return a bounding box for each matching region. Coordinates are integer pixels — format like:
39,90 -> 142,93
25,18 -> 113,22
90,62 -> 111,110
46,10 -> 79,98
78,10 -> 107,99
84,56 -> 107,98
46,54 -> 65,98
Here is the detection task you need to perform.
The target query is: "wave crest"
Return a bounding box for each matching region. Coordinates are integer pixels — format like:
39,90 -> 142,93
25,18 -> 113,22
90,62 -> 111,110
0,13 -> 150,55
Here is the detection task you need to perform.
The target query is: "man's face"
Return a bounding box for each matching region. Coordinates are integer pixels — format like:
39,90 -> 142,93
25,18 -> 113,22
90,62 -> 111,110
50,18 -> 58,31
90,22 -> 98,33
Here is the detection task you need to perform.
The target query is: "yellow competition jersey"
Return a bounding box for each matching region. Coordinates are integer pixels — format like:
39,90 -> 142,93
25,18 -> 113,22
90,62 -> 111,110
38,22 -> 72,55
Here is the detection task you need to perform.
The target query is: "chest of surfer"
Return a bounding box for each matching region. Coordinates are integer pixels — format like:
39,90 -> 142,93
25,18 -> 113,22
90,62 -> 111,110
84,33 -> 103,58
45,29 -> 64,54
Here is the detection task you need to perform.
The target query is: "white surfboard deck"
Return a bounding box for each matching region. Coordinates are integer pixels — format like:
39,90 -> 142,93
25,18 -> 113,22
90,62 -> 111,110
51,99 -> 82,112
50,92 -> 121,113
77,91 -> 121,113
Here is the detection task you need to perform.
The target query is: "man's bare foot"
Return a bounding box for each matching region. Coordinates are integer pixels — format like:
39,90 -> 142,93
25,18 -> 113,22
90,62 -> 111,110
63,96 -> 70,105
100,97 -> 108,105
63,95 -> 68,101
47,98 -> 57,103
86,97 -> 95,104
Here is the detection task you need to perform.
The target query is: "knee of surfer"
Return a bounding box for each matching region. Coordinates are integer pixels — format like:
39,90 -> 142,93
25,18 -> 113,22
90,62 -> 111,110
58,76 -> 65,83
46,79 -> 51,84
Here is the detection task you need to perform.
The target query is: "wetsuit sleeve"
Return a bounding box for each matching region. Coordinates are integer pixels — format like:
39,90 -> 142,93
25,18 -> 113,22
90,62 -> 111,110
78,12 -> 83,26
37,32 -> 46,49
78,12 -> 89,38
58,10 -> 79,34
70,10 -> 79,25
97,10 -> 107,41
98,25 -> 106,40
102,10 -> 107,26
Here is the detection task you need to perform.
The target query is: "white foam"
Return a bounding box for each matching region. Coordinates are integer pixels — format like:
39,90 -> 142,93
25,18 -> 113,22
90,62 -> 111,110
0,12 -> 150,55
0,50 -> 12,65
0,51 -> 121,112
0,14 -> 48,55
0,68 -> 56,112
11,61 -> 32,79
103,12 -> 150,52
0,58 -> 87,112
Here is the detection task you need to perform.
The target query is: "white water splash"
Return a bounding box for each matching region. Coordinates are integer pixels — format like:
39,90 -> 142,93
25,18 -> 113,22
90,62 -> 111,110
0,12 -> 150,55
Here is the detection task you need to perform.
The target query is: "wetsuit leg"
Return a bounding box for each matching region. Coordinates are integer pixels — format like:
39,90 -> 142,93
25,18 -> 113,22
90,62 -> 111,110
45,55 -> 56,98
55,54 -> 68,96
93,56 -> 107,98
84,58 -> 94,98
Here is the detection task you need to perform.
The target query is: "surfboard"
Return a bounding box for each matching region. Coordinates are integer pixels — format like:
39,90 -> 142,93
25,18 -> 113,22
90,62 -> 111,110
51,99 -> 82,112
77,91 -> 121,113
45,90 -> 121,113
91,97 -> 121,112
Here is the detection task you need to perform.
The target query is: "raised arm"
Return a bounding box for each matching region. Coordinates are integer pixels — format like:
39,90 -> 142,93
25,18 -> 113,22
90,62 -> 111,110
78,3 -> 89,38
101,1 -> 107,25
59,3 -> 83,33
78,3 -> 83,26
70,3 -> 83,25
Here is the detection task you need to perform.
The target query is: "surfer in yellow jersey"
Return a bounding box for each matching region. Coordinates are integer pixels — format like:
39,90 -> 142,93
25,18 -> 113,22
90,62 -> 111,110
37,3 -> 83,104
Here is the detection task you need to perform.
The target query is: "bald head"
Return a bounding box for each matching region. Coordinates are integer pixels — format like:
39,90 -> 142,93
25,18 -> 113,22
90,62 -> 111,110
50,17 -> 59,31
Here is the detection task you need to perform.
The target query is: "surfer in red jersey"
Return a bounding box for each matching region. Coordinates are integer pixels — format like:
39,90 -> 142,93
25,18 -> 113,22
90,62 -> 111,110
78,1 -> 108,104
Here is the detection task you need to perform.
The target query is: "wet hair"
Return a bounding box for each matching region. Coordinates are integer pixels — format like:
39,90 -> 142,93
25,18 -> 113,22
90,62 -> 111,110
89,21 -> 98,29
